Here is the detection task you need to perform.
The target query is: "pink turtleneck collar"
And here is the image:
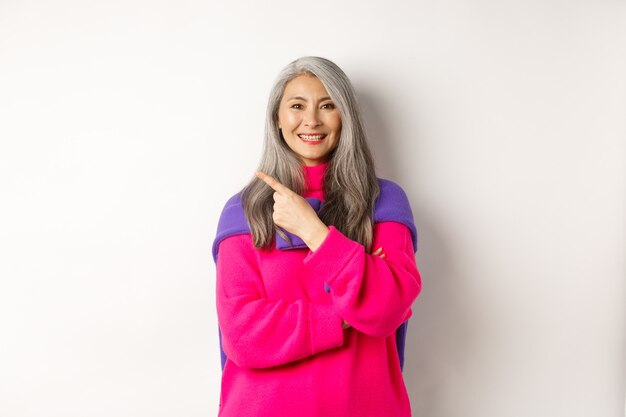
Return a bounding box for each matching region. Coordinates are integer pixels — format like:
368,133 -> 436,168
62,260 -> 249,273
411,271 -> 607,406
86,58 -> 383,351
302,161 -> 328,201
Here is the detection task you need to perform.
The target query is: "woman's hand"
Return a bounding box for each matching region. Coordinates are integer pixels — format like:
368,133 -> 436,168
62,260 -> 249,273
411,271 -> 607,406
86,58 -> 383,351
372,246 -> 386,259
255,171 -> 329,249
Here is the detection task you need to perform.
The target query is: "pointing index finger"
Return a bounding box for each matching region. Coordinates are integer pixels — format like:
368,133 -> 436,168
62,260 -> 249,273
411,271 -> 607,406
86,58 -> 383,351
255,171 -> 292,195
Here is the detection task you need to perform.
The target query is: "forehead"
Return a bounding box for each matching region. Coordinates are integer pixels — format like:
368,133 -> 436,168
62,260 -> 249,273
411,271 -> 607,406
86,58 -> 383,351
283,74 -> 330,98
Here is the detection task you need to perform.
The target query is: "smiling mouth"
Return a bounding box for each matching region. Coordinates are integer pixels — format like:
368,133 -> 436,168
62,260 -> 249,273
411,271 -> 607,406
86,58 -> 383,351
298,134 -> 327,142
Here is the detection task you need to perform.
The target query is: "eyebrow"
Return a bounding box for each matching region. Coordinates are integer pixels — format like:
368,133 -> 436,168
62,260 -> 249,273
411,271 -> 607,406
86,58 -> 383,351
286,96 -> 332,102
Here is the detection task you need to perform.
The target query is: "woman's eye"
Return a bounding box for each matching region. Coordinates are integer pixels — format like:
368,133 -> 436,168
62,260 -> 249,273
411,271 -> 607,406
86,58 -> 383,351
291,104 -> 303,109
322,103 -> 335,109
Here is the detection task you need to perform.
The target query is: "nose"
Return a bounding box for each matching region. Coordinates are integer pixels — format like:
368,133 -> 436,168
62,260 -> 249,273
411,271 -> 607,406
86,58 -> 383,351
304,108 -> 322,127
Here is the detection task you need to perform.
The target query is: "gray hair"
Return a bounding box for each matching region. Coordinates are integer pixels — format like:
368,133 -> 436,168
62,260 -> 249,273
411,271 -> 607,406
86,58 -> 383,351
240,56 -> 380,252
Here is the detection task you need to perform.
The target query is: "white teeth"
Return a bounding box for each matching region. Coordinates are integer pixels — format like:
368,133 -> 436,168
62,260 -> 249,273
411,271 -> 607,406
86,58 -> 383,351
298,134 -> 326,141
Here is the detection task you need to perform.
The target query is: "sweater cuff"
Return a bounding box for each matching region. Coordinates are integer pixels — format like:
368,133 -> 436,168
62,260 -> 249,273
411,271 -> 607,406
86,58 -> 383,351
303,226 -> 362,273
309,303 -> 345,353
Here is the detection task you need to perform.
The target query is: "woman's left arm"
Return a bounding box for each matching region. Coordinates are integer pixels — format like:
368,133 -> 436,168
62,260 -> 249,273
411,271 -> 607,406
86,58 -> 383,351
303,221 -> 422,338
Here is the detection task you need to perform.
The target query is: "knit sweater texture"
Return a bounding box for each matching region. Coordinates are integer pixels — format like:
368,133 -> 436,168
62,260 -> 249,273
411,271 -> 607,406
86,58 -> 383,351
215,161 -> 422,417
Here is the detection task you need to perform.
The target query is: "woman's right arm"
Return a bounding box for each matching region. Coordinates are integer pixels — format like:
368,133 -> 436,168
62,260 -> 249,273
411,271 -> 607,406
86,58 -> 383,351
216,234 -> 345,369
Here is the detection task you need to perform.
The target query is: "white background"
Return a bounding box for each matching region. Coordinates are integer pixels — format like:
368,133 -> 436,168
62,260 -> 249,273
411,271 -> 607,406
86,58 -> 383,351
1,1 -> 624,416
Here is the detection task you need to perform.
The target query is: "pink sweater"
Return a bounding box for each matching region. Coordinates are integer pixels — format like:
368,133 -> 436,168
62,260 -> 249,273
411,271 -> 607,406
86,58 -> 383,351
215,161 -> 422,417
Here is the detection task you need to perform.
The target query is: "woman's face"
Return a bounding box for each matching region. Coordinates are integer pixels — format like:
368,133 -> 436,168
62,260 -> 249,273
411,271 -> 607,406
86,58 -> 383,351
277,74 -> 342,167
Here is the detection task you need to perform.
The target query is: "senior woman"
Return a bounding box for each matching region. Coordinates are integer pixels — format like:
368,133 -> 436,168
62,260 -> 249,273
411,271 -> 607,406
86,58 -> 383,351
212,56 -> 422,417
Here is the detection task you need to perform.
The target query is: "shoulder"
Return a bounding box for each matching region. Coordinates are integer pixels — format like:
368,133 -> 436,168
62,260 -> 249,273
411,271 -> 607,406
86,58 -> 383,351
218,191 -> 244,217
374,178 -> 418,253
376,178 -> 411,204
212,191 -> 252,263
216,191 -> 247,232
374,178 -> 413,218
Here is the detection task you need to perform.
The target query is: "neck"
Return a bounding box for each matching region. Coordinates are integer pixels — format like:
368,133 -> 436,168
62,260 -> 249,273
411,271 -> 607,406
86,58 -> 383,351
302,161 -> 328,200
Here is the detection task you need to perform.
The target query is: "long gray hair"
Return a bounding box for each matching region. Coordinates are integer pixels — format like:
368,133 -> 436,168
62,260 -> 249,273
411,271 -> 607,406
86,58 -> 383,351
240,56 -> 380,253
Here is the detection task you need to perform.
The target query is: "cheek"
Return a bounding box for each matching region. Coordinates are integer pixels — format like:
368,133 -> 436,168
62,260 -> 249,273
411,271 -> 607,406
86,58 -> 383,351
330,114 -> 342,133
278,111 -> 300,130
